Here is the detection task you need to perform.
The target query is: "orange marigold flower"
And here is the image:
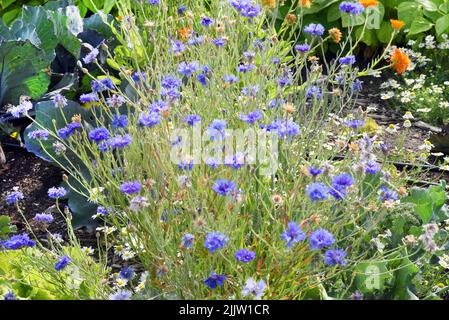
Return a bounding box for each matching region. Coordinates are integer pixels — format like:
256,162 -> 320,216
285,13 -> 297,25
329,27 -> 342,43
299,0 -> 312,8
390,19 -> 405,30
261,0 -> 276,8
177,27 -> 191,41
390,49 -> 411,75
359,0 -> 378,7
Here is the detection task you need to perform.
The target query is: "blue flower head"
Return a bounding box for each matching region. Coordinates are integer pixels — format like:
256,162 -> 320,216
281,221 -> 306,247
304,23 -> 325,36
204,271 -> 226,289
120,181 -> 142,195
212,179 -> 236,196
48,187 -> 67,199
181,233 -> 195,248
88,127 -> 110,143
306,182 -> 329,202
6,191 -> 24,205
240,109 -> 262,124
235,249 -> 256,263
204,231 -> 229,253
339,2 -> 364,15
324,248 -> 347,266
55,255 -> 71,271
309,228 -> 335,250
1,234 -> 35,250
119,266 -> 135,281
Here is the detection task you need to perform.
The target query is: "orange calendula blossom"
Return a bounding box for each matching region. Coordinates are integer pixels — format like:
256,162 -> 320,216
390,19 -> 405,30
261,0 -> 276,8
299,0 -> 313,8
390,48 -> 411,75
359,0 -> 378,7
177,27 -> 191,41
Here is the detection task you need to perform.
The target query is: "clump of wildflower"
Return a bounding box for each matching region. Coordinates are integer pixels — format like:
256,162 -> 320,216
309,229 -> 335,249
235,249 -> 256,262
204,231 -> 229,253
204,271 -> 226,289
1,234 -> 35,250
339,2 -> 364,15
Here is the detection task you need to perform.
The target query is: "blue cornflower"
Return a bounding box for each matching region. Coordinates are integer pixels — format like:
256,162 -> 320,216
178,5 -> 187,15
197,72 -> 208,86
183,114 -> 202,126
148,100 -> 167,113
241,278 -> 266,300
223,74 -> 239,83
79,93 -> 99,104
178,61 -> 200,77
1,234 -> 35,250
91,78 -> 114,92
27,129 -> 49,140
132,71 -> 147,83
212,37 -> 226,46
224,153 -> 246,169
304,23 -> 325,36
88,127 -> 110,143
160,87 -> 178,99
365,160 -> 381,174
206,157 -> 221,169
204,271 -> 226,289
55,255 -> 71,271
148,0 -> 159,5
4,291 -> 17,300
339,55 -> 356,65
235,249 -> 256,263
97,206 -> 109,216
352,79 -> 363,92
109,290 -> 132,300
230,0 -> 250,11
309,228 -> 335,250
82,48 -> 99,64
379,185 -> 398,201
268,98 -> 285,109
53,93 -> 68,108
6,191 -> 24,205
48,187 -> 67,199
281,221 -> 306,247
241,85 -> 260,96
339,2 -> 364,15
212,179 -> 236,196
344,119 -> 365,128
161,75 -> 182,89
107,134 -> 133,150
332,173 -> 354,189
34,213 -> 54,224
112,114 -> 128,129
237,64 -> 255,73
188,35 -> 204,46
208,119 -> 227,140
240,109 -> 262,124
171,40 -> 186,54
295,43 -> 311,53
307,85 -> 322,98
306,182 -> 330,202
119,267 -> 135,280
309,166 -> 323,176
278,76 -> 292,87
201,16 -> 214,27
204,231 -> 229,253
138,112 -> 161,127
120,181 -> 141,195
181,233 -> 195,248
324,248 -> 347,266
266,119 -> 300,138
10,101 -> 32,118
106,95 -> 125,108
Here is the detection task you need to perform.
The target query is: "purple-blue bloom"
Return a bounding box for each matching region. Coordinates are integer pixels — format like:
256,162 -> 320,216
201,16 -> 214,27
324,248 -> 347,266
309,166 -> 323,176
295,44 -> 311,53
82,48 -> 99,64
138,112 -> 161,127
212,179 -> 236,196
235,249 -> 256,263
120,181 -> 142,195
1,234 -> 35,250
112,114 -> 128,129
34,213 -> 54,224
178,61 -> 200,77
181,233 -> 195,248
6,191 -> 24,205
281,221 -> 306,247
183,114 -> 202,126
339,55 -> 356,65
240,109 -> 262,124
306,182 -> 330,202
55,255 -> 71,271
48,187 -> 67,199
204,271 -> 226,289
365,160 -> 381,174
304,23 -> 325,36
88,127 -> 110,143
204,231 -> 229,253
309,228 -> 335,250
119,266 -> 135,280
339,2 -> 364,15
